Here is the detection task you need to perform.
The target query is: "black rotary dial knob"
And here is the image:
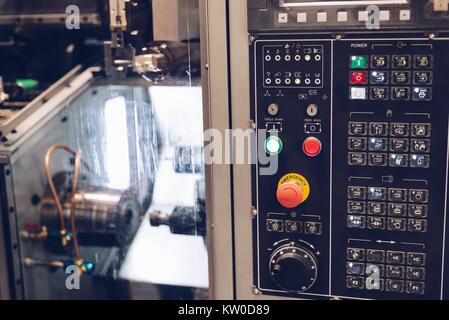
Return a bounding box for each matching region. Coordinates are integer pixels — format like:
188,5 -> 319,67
269,245 -> 318,292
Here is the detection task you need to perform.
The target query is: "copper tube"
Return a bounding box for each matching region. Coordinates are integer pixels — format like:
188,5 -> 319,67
44,144 -> 75,239
69,150 -> 82,263
44,144 -> 91,268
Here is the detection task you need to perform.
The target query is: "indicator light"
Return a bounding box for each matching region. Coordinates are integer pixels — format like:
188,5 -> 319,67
350,56 -> 368,69
265,136 -> 283,155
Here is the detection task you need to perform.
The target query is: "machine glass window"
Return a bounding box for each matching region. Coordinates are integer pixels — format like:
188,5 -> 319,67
0,0 -> 207,300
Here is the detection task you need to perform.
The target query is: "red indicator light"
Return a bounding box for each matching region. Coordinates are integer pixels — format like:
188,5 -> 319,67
303,137 -> 322,157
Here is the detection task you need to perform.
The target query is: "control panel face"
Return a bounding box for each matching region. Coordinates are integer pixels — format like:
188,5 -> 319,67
251,36 -> 449,300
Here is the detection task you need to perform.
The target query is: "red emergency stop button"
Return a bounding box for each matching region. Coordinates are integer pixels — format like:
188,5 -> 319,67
303,137 -> 322,157
276,182 -> 303,209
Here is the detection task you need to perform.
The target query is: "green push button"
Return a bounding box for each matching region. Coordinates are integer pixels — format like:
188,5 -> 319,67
350,56 -> 368,69
265,136 -> 283,155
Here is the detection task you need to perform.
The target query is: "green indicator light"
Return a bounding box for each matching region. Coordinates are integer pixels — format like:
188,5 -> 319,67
295,78 -> 301,85
265,136 -> 283,155
350,56 -> 367,69
16,79 -> 39,91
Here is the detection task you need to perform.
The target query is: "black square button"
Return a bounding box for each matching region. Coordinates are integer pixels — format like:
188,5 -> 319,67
391,87 -> 410,101
370,122 -> 388,136
386,279 -> 404,293
410,139 -> 430,153
406,267 -> 425,281
408,219 -> 427,233
407,253 -> 426,266
387,265 -> 405,279
388,204 -> 407,217
347,248 -> 366,262
348,137 -> 367,151
304,222 -> 322,235
369,138 -> 388,151
409,205 -> 428,218
347,276 -> 365,289
389,188 -> 408,202
349,122 -> 368,135
349,152 -> 367,166
388,218 -> 407,232
390,138 -> 409,152
414,55 -> 433,69
369,153 -> 388,166
387,251 -> 406,265
390,123 -> 409,137
372,55 -> 390,68
389,154 -> 408,167
348,186 -> 367,200
367,217 -> 386,230
348,201 -> 366,214
414,71 -> 432,85
367,250 -> 385,263
368,202 -> 387,216
409,189 -> 429,203
285,220 -> 302,233
347,262 -> 365,275
368,187 -> 387,201
411,123 -> 431,138
348,215 -> 366,229
393,55 -> 411,69
406,281 -> 425,295
410,154 -> 430,168
412,87 -> 432,101
392,71 -> 410,85
371,87 -> 389,100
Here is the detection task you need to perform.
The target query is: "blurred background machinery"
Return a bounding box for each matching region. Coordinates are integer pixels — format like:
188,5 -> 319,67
0,0 -> 207,300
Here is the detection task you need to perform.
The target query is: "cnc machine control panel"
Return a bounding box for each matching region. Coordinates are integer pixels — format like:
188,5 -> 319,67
249,0 -> 449,300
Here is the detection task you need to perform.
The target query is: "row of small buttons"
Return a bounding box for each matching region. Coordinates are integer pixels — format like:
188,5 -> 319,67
348,202 -> 428,218
348,153 -> 430,168
347,249 -> 426,266
349,122 -> 431,138
349,138 -> 430,153
352,55 -> 433,70
348,187 -> 429,203
347,276 -> 425,294
266,219 -> 322,235
347,215 -> 427,232
350,86 -> 432,101
347,263 -> 425,280
351,71 -> 432,85
277,9 -> 411,24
